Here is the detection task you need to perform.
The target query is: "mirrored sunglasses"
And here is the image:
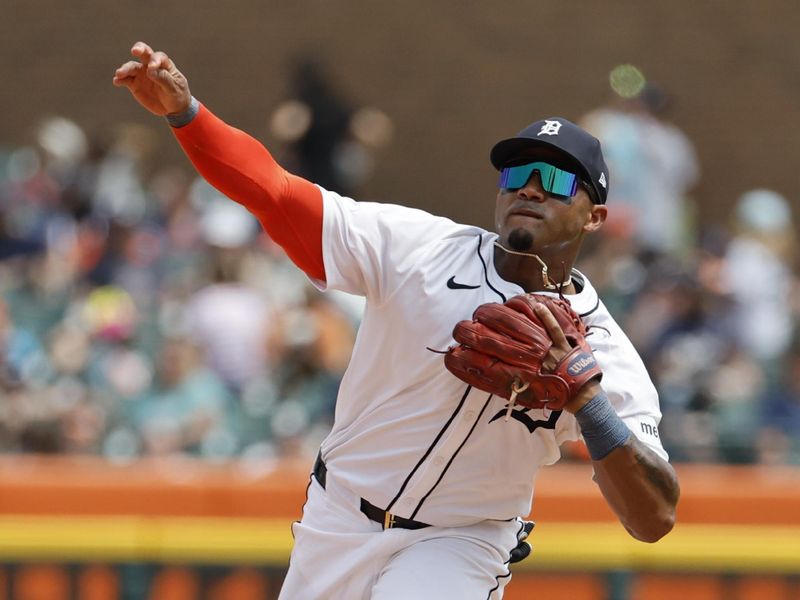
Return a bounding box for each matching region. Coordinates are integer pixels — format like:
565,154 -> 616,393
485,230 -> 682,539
498,161 -> 579,198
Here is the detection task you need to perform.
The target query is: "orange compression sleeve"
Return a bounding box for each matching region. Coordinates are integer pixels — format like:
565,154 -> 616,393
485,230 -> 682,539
171,104 -> 326,282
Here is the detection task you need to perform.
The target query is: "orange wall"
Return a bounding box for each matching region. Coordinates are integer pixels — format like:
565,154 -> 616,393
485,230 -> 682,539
0,456 -> 798,525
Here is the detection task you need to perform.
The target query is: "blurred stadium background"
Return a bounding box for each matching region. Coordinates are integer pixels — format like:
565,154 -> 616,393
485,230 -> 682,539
1,1 -> 799,598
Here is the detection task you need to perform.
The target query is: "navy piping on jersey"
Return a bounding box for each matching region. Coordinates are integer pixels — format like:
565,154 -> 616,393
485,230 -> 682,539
385,385 -> 473,512
567,272 -> 600,318
579,296 -> 600,318
484,518 -> 527,599
409,391 -> 495,520
477,234 -> 507,302
485,520 -> 527,599
486,568 -> 512,599
287,473 -> 316,573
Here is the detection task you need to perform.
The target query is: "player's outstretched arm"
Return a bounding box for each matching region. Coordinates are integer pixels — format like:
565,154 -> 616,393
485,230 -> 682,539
113,42 -> 326,282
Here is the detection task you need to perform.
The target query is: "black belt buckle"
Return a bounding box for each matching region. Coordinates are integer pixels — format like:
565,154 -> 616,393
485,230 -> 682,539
383,511 -> 397,530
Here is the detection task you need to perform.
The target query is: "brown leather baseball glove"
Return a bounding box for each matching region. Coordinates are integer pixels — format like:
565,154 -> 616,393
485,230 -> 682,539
444,294 -> 602,411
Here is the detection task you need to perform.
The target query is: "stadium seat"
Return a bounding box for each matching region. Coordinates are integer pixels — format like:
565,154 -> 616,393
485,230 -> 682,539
207,567 -> 270,600
735,575 -> 794,600
631,574 -> 724,600
14,565 -> 69,600
149,567 -> 199,600
505,574 -> 604,600
78,565 -> 118,600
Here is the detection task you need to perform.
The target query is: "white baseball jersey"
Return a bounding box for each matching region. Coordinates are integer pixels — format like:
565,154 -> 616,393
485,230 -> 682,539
312,188 -> 667,528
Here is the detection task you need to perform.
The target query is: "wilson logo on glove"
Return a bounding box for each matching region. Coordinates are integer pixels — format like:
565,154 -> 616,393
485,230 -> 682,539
567,353 -> 597,376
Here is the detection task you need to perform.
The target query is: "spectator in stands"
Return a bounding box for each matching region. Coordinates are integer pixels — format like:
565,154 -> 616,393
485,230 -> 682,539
263,292 -> 355,458
0,297 -> 44,387
270,56 -> 393,197
581,81 -> 700,257
720,189 -> 797,366
184,202 -> 273,393
132,336 -> 234,458
757,343 -> 800,464
624,263 -> 736,462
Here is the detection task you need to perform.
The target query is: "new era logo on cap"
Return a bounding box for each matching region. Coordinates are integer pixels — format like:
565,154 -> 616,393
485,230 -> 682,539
489,116 -> 610,204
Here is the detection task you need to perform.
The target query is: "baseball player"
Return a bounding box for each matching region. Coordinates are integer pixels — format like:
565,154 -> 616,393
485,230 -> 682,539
114,42 -> 679,599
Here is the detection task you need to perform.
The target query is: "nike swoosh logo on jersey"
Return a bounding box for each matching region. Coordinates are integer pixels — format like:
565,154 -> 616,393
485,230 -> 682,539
446,276 -> 480,290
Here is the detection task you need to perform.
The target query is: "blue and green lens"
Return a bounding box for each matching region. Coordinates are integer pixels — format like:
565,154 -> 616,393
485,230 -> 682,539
498,161 -> 579,198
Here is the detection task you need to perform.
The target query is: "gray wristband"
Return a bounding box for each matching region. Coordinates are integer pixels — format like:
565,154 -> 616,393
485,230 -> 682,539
574,390 -> 632,460
166,96 -> 199,128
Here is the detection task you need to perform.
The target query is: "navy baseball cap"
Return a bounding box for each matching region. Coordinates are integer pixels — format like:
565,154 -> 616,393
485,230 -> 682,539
490,117 -> 609,204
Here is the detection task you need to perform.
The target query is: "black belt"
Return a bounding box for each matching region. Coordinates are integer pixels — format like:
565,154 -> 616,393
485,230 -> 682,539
313,452 -> 431,531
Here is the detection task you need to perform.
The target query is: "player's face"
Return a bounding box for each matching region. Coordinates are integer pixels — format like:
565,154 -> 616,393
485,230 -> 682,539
494,148 -> 606,254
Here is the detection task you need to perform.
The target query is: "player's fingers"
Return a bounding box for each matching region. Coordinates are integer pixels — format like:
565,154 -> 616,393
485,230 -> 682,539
112,76 -> 133,88
112,61 -> 144,87
114,60 -> 143,78
146,51 -> 180,88
533,303 -> 569,349
148,51 -> 173,72
131,41 -> 154,61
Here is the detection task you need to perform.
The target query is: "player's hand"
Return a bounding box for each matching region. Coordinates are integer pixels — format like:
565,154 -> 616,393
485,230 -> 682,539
533,302 -> 602,413
112,42 -> 192,117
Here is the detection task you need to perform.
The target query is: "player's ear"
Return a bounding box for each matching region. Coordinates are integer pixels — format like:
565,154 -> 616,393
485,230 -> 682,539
583,204 -> 607,233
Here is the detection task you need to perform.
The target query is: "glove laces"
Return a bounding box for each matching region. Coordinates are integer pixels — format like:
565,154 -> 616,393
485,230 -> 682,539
504,379 -> 530,421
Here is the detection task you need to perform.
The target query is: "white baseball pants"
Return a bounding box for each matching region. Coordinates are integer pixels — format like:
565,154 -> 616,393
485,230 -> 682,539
278,471 -> 523,600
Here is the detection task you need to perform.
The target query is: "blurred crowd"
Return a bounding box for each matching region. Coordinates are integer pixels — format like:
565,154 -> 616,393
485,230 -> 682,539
0,76 -> 798,466
0,115 -> 363,463
579,82 -> 800,465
